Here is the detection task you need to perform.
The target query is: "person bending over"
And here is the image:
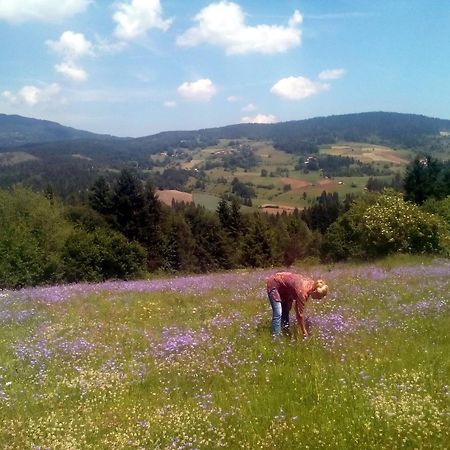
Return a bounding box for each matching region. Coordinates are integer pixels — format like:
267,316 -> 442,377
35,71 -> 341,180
266,272 -> 328,337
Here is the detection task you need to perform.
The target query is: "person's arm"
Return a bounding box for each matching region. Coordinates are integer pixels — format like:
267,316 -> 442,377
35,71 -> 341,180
295,296 -> 308,337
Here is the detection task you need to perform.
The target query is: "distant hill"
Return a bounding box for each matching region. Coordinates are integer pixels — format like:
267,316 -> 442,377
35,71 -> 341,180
2,111 -> 450,154
1,111 -> 449,198
132,111 -> 450,152
0,114 -> 115,148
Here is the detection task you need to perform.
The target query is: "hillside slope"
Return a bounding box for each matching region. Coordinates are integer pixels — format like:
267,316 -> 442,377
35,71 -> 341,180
0,114 -> 116,149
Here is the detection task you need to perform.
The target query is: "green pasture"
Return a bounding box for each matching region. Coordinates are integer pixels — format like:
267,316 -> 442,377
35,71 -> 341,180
0,257 -> 449,449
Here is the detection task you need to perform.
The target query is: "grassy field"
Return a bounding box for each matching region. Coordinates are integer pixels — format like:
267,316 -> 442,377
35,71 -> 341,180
0,256 -> 449,449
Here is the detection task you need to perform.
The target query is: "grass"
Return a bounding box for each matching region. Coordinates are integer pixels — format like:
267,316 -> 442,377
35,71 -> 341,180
1,257 -> 449,449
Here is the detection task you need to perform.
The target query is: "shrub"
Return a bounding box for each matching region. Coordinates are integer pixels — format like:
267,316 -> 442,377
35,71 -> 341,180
361,191 -> 449,256
0,187 -> 71,288
321,191 -> 450,262
62,229 -> 146,282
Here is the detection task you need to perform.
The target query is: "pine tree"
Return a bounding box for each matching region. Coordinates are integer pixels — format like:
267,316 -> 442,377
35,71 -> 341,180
111,169 -> 146,242
89,176 -> 112,216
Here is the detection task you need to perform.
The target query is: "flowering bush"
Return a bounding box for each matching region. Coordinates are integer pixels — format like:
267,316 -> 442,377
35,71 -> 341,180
361,191 -> 449,256
321,191 -> 450,261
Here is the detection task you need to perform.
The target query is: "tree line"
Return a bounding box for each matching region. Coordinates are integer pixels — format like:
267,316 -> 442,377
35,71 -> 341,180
1,156 -> 449,288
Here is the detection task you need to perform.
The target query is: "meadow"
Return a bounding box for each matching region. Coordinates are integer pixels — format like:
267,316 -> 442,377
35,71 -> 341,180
0,256 -> 449,449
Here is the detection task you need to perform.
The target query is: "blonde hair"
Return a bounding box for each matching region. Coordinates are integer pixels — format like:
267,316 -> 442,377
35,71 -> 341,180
314,279 -> 328,297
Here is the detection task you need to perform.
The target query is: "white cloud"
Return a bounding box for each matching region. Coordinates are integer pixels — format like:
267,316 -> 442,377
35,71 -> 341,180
164,100 -> 177,108
242,103 -> 256,112
177,1 -> 302,55
2,83 -> 61,106
241,113 -> 276,124
55,62 -> 87,82
47,31 -> 93,82
0,0 -> 90,23
270,76 -> 329,100
227,95 -> 239,103
177,79 -> 217,102
47,31 -> 94,59
319,68 -> 346,80
113,0 -> 173,41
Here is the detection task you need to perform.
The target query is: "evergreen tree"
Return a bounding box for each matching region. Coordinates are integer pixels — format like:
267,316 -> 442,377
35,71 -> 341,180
216,197 -> 242,238
111,169 -> 146,242
217,198 -> 231,230
184,204 -> 234,271
143,181 -> 163,269
301,191 -> 341,233
89,176 -> 112,216
404,156 -> 445,204
241,214 -> 275,267
161,212 -> 197,272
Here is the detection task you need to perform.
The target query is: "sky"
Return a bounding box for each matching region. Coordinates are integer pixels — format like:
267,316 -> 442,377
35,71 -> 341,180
0,0 -> 449,137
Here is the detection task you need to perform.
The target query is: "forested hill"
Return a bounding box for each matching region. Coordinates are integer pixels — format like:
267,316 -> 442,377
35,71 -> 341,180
0,114 -> 115,148
1,111 -> 450,157
144,111 -> 450,145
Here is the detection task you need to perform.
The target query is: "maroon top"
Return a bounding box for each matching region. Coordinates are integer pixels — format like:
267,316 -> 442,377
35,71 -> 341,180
266,272 -> 316,314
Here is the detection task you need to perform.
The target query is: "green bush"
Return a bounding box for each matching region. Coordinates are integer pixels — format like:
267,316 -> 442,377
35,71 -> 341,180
422,196 -> 450,230
321,190 -> 450,261
0,187 -> 71,288
361,191 -> 449,256
62,228 -> 146,282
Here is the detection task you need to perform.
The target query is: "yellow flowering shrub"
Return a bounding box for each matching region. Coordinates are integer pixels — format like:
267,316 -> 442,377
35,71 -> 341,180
361,191 -> 449,255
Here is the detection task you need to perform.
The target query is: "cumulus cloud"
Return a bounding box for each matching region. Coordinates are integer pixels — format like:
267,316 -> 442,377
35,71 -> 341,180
2,83 -> 61,106
113,0 -> 173,41
46,31 -> 94,60
55,62 -> 87,82
241,113 -> 276,124
318,68 -> 346,80
0,0 -> 90,23
177,79 -> 217,102
270,76 -> 329,100
177,1 -> 302,55
46,31 -> 93,82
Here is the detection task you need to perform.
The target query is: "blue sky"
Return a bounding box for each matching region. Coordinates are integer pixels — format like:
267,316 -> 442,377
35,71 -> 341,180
0,0 -> 449,137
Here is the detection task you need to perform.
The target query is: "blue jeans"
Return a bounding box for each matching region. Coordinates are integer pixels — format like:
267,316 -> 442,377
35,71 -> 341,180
267,288 -> 290,335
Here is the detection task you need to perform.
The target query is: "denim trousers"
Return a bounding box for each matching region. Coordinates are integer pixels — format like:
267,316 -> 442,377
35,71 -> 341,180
267,289 -> 290,335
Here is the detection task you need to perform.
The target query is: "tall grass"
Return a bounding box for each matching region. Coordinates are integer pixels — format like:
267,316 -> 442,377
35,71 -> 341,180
0,258 -> 449,449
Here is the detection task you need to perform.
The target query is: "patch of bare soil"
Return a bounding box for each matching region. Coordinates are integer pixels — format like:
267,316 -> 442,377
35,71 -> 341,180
280,177 -> 310,189
156,190 -> 193,206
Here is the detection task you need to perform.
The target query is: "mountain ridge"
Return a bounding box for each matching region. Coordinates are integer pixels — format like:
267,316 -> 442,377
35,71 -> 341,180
0,113 -> 117,148
1,111 -> 450,151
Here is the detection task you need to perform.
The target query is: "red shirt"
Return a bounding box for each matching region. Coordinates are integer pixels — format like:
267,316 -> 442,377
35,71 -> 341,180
266,272 -> 315,314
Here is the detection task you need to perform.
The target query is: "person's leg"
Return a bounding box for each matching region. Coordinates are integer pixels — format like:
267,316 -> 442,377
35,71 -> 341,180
267,288 -> 282,336
281,300 -> 291,331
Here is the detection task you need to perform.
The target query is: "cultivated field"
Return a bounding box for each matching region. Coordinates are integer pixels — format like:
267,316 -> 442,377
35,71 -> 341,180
320,143 -> 412,166
0,257 -> 449,449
